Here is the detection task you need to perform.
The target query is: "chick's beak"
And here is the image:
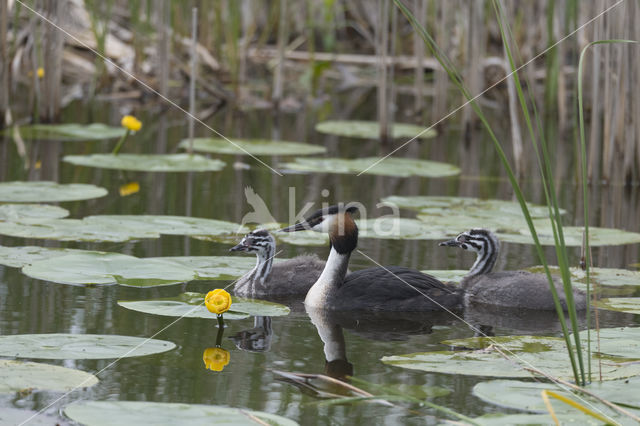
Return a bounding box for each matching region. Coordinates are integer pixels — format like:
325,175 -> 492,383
439,239 -> 460,247
229,242 -> 247,252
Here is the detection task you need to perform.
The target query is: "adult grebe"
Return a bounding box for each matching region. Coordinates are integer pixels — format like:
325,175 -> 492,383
439,228 -> 587,310
230,229 -> 325,297
280,204 -> 463,312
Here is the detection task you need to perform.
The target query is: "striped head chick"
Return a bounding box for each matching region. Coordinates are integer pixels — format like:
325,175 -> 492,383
439,228 -> 500,277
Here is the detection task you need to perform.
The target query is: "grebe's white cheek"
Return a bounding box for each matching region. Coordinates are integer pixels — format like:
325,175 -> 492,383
312,216 -> 332,233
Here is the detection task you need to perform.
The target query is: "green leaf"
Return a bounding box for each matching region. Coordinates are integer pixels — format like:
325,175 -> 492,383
596,298 -> 640,315
382,329 -> 640,381
0,203 -> 69,222
0,245 -> 94,268
0,334 -> 176,359
6,123 -> 125,141
0,359 -> 99,393
525,266 -> 640,288
63,153 -> 226,172
0,181 -> 107,202
473,378 -> 640,417
421,270 -> 468,283
64,401 -> 299,426
118,293 -> 289,319
472,413 -> 603,425
179,137 -> 326,155
279,157 -> 460,178
315,120 -> 437,140
0,215 -> 243,242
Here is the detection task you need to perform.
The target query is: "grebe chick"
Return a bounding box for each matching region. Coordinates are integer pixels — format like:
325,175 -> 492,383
439,228 -> 587,310
281,204 -> 463,312
230,229 -> 325,297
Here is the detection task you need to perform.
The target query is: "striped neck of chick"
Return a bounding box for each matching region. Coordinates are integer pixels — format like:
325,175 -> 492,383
230,229 -> 275,292
441,228 -> 499,277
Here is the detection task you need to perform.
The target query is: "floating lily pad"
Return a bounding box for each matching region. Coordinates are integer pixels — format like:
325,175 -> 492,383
0,215 -> 243,242
0,245 -> 93,268
0,181 -> 107,202
358,217 -> 449,240
505,225 -> 640,247
0,204 -> 69,222
473,378 -> 640,418
156,256 -> 264,280
382,329 -> 640,381
0,359 -> 98,393
597,298 -> 640,315
22,252 -> 196,286
179,137 -> 326,156
526,266 -> 640,288
0,334 -> 175,359
118,293 -> 289,320
421,270 -> 468,283
7,123 -> 126,141
315,120 -> 437,140
64,401 -> 298,426
472,413 -> 603,425
279,157 -> 460,178
63,153 -> 226,172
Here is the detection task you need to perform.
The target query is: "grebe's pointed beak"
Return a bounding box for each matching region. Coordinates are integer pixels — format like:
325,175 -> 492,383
279,222 -> 310,232
439,238 -> 460,247
229,242 -> 247,252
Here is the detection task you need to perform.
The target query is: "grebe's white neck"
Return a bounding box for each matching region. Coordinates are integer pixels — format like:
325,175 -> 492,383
304,246 -> 351,308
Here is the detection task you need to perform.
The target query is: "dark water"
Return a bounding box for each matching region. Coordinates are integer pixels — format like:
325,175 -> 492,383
1,94 -> 639,425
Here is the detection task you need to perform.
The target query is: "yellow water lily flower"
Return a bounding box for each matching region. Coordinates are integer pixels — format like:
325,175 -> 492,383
205,289 -> 232,315
121,115 -> 142,132
203,347 -> 230,372
119,181 -> 140,197
37,67 -> 44,78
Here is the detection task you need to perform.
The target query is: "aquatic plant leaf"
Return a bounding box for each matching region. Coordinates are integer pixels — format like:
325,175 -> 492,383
421,270 -> 468,283
382,330 -> 640,381
179,137 -> 326,155
315,120 -> 437,140
473,378 -> 640,418
358,217 -> 448,240
526,265 -> 640,287
0,181 -> 107,202
64,401 -> 299,426
383,195 -> 558,217
22,252 -> 197,286
596,298 -> 640,315
156,256 -> 265,280
63,153 -> 226,172
0,359 -> 98,393
506,225 -> 640,247
0,215 -> 243,242
472,413 -> 603,425
0,204 -> 69,222
7,123 -> 125,141
0,245 -> 94,268
0,334 -> 175,359
279,157 -> 460,178
117,300 -> 249,320
119,293 -> 289,319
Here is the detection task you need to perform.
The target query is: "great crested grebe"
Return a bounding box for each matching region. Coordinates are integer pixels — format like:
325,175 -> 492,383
230,229 -> 325,297
280,204 -> 463,312
439,228 -> 587,310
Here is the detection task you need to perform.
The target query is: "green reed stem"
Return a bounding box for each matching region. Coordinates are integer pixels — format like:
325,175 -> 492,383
491,0 -> 584,385
112,130 -> 130,155
577,39 -> 637,382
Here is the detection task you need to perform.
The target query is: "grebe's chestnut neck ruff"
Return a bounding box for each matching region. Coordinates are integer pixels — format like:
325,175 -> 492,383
230,229 -> 324,298
281,204 -> 462,312
440,228 -> 587,310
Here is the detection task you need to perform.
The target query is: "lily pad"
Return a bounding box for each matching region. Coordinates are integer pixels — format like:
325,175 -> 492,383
382,329 -> 640,381
0,359 -> 99,393
421,269 -> 468,283
315,120 -> 437,140
0,215 -> 243,242
505,225 -> 640,247
0,334 -> 176,359
597,298 -> 640,315
0,245 -> 93,268
179,137 -> 326,156
0,181 -> 107,202
473,413 -> 603,425
64,401 -> 298,426
118,293 -> 289,320
279,157 -> 460,178
156,256 -> 266,280
7,123 -> 126,141
0,204 -> 70,222
526,266 -> 640,288
473,378 -> 640,418
63,153 -> 226,172
22,252 -> 197,286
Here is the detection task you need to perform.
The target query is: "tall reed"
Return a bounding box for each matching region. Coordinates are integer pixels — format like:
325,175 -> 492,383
394,0 -> 585,385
